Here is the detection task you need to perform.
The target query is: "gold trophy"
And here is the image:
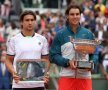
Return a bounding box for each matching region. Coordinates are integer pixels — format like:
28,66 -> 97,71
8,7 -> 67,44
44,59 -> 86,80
71,38 -> 101,70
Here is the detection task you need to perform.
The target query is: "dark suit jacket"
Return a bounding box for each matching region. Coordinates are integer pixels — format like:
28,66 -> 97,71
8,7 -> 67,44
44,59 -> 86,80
0,63 -> 12,89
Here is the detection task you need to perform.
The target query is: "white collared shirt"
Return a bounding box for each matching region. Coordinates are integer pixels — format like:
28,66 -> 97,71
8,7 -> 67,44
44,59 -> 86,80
7,32 -> 49,88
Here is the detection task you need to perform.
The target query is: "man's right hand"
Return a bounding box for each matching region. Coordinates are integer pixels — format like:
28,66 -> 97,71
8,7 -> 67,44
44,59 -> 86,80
12,72 -> 21,83
69,59 -> 77,69
104,74 -> 108,80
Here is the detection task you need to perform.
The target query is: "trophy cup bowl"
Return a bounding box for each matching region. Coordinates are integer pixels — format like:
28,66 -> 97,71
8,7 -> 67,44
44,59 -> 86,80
16,59 -> 49,81
71,38 -> 101,69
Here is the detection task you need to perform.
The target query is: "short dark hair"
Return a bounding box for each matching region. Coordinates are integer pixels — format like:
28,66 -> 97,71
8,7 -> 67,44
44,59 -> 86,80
19,10 -> 36,22
65,4 -> 81,15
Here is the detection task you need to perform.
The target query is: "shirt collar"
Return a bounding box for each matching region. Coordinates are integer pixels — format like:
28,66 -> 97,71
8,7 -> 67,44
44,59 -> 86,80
21,32 -> 35,37
66,24 -> 81,34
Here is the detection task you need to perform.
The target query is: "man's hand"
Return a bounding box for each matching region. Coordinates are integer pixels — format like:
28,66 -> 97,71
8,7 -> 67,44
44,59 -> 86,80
104,74 -> 108,80
12,72 -> 21,83
69,59 -> 77,69
43,72 -> 50,84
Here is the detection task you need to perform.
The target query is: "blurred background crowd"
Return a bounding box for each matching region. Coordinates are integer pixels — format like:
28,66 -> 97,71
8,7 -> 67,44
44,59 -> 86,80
0,0 -> 108,90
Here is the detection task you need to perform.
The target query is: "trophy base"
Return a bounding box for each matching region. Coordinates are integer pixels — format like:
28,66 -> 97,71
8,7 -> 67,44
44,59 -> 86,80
77,61 -> 94,70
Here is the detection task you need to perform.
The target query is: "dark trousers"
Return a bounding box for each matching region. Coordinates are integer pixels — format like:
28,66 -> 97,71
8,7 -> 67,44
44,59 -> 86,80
13,87 -> 45,90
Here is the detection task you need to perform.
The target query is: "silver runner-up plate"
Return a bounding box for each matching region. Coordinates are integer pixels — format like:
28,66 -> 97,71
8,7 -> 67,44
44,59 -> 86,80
16,59 -> 49,81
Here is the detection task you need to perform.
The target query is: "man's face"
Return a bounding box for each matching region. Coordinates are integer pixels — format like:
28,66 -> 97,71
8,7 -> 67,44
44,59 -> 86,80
21,15 -> 36,31
67,8 -> 81,26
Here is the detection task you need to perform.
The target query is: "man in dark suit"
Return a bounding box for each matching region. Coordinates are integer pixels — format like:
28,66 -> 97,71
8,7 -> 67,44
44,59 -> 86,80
0,50 -> 12,90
